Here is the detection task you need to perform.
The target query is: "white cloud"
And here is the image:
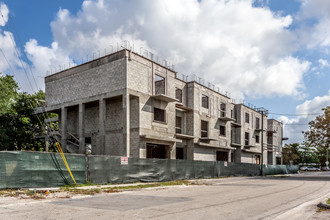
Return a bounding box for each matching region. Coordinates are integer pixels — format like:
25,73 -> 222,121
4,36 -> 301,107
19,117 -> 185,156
280,90 -> 330,143
23,39 -> 75,91
318,58 -> 330,68
28,0 -> 308,99
296,0 -> 330,49
0,3 -> 9,26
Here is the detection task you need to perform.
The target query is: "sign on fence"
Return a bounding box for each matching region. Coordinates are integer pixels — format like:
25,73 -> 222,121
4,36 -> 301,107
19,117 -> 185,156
121,157 -> 128,165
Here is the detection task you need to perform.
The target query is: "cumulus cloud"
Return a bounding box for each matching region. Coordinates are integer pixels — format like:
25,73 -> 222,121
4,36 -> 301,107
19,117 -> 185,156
0,4 -> 42,93
279,90 -> 330,143
29,0 -> 309,99
0,3 -> 9,26
318,58 -> 330,68
296,0 -> 330,49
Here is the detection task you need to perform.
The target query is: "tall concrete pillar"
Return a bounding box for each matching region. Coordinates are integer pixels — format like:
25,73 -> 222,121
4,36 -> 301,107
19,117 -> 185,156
186,140 -> 194,160
123,93 -> 130,157
61,106 -> 67,153
79,103 -> 85,154
170,143 -> 176,159
98,98 -> 106,155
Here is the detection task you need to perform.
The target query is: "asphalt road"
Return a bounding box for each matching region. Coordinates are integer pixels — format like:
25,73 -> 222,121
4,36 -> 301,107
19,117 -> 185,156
1,172 -> 330,220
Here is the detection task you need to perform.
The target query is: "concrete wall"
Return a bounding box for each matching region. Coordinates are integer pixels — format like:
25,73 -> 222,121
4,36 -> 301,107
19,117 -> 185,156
194,146 -> 215,161
45,52 -> 127,106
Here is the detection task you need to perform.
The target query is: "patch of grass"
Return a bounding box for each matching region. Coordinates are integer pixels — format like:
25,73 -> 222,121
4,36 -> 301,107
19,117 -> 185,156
62,188 -> 102,195
327,198 -> 330,205
63,181 -> 95,188
102,180 -> 190,191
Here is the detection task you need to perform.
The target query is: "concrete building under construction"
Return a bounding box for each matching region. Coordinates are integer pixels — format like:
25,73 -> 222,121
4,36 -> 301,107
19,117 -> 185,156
45,49 -> 285,164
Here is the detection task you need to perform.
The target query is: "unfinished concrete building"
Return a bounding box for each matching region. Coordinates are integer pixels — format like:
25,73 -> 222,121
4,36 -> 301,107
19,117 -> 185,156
45,49 -> 284,164
267,119 -> 284,165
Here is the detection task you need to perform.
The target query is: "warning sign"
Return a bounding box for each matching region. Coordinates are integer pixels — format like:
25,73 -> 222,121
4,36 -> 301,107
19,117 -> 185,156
224,161 -> 228,167
121,157 -> 128,165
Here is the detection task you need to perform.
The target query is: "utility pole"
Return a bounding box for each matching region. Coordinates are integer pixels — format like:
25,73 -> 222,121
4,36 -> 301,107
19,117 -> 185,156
256,107 -> 268,176
326,148 -> 329,169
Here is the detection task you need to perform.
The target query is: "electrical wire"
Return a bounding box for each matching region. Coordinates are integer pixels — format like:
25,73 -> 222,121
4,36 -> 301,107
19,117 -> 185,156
0,7 -> 76,184
269,112 -> 322,116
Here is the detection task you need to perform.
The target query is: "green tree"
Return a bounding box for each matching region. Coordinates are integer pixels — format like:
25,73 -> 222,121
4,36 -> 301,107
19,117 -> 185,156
298,141 -> 319,164
0,74 -> 57,151
303,107 -> 330,166
0,91 -> 47,151
282,143 -> 300,165
0,74 -> 18,114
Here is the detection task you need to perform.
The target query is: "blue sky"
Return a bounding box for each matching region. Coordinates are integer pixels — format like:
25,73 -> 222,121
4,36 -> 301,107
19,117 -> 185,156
0,0 -> 329,143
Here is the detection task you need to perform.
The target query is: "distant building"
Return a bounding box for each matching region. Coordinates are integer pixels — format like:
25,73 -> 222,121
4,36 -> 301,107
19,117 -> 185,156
45,49 -> 284,164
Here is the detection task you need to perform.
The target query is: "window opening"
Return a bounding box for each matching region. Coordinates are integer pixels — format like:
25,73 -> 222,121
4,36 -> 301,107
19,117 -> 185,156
245,132 -> 249,145
154,108 -> 166,122
256,117 -> 260,129
245,112 -> 250,123
176,116 -> 182,134
146,144 -> 166,159
175,88 -> 182,103
256,134 -> 260,143
220,125 -> 226,136
255,155 -> 260,164
176,147 -> 184,160
216,151 -> 228,161
155,75 -> 165,95
220,102 -> 226,117
202,94 -> 209,109
201,120 -> 208,137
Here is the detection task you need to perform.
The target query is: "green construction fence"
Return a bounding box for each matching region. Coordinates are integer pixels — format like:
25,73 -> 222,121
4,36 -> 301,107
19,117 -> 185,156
0,151 -> 299,189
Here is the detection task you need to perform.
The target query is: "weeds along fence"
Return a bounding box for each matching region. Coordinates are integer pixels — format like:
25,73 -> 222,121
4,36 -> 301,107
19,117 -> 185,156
0,151 -> 299,189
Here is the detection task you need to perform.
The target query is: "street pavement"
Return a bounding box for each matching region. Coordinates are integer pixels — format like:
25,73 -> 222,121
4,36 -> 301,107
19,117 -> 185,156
1,172 -> 330,220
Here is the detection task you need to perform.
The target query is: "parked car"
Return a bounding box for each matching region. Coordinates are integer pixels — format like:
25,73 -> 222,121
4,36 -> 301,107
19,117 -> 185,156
300,166 -> 320,171
321,166 -> 330,171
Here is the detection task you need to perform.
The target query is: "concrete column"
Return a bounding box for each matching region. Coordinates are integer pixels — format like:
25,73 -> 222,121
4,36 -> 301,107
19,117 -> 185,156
98,98 -> 106,155
79,103 -> 85,154
170,143 -> 176,159
186,140 -> 194,160
61,106 -> 67,153
123,94 -> 130,157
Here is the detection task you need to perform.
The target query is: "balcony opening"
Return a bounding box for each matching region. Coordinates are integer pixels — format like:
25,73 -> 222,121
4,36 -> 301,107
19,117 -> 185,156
256,134 -> 260,143
220,102 -> 226,117
175,116 -> 182,134
245,132 -> 249,145
175,88 -> 182,103
220,125 -> 226,136
154,107 -> 166,123
256,117 -> 260,129
202,94 -> 209,109
216,151 -> 228,161
201,120 -> 208,137
245,112 -> 249,123
155,75 -> 165,95
146,143 -> 166,159
176,147 -> 184,160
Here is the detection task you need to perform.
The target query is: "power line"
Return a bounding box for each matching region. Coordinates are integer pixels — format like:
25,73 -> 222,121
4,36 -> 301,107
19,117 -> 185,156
269,112 -> 322,116
0,7 -> 61,149
283,124 -> 309,126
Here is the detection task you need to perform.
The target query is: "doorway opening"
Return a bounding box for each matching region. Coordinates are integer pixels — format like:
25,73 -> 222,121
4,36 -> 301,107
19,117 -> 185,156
146,143 -> 167,159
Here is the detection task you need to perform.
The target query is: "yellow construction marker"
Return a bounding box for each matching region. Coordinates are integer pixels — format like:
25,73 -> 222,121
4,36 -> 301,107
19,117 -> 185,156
55,142 -> 77,184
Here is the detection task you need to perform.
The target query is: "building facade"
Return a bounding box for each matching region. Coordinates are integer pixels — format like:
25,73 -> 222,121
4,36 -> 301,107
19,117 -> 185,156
45,49 -> 283,164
